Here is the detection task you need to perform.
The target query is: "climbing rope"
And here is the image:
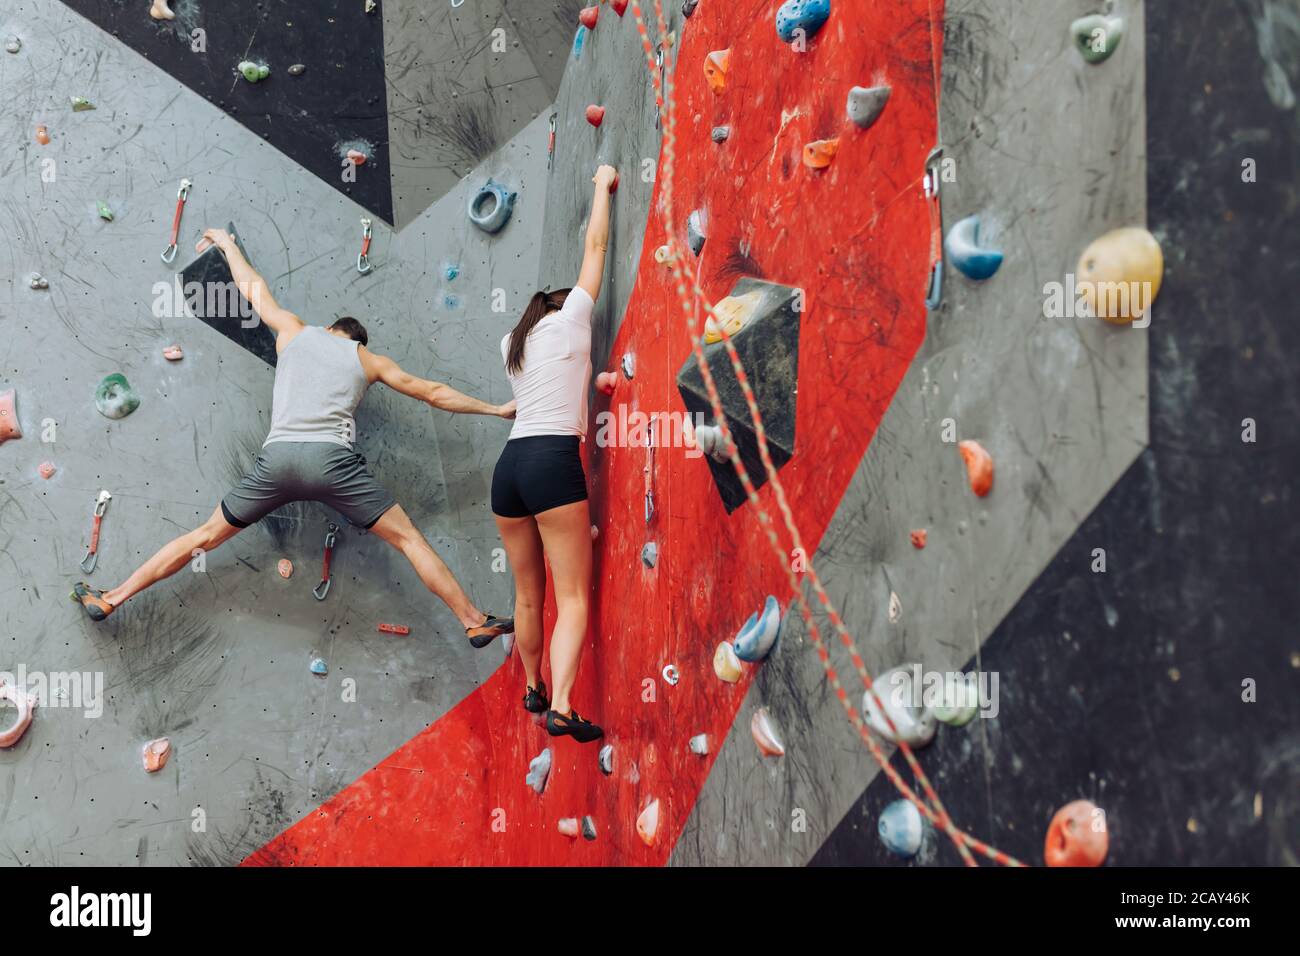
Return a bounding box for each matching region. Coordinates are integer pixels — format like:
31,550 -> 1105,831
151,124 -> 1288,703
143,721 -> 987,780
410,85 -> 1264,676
628,0 -> 1022,867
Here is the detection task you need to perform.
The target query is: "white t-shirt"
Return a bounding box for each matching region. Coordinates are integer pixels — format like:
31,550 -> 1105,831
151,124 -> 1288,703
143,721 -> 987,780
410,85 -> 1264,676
501,286 -> 594,440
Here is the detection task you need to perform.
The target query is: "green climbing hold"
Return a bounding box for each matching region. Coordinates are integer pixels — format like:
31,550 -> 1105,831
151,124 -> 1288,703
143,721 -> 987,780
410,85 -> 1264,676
96,200 -> 114,222
238,60 -> 271,83
95,373 -> 140,420
1072,14 -> 1123,64
70,96 -> 95,111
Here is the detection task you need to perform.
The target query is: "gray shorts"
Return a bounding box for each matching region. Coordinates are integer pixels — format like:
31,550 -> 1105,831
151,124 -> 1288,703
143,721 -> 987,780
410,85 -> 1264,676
221,441 -> 397,530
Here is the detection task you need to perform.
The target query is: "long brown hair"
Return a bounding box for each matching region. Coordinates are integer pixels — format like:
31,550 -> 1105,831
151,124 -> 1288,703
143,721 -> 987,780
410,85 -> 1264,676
506,289 -> 571,375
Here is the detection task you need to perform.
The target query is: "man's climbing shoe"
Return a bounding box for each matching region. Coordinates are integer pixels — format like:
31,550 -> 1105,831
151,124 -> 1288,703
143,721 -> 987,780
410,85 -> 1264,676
466,613 -> 514,649
546,709 -> 605,743
70,582 -> 114,622
523,680 -> 550,714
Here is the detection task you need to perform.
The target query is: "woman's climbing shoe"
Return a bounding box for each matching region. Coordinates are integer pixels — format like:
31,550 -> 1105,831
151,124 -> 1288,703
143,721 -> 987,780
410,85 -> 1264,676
523,680 -> 550,714
466,613 -> 514,648
70,582 -> 114,622
546,709 -> 605,743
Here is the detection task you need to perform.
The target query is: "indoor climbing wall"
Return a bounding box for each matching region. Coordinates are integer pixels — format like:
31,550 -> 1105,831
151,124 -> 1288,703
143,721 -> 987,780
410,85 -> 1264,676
0,0 -> 552,864
3,0 -> 1294,870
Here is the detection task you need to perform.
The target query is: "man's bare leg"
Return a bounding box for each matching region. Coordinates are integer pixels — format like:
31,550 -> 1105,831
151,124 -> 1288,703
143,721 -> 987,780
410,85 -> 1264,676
369,504 -> 505,634
73,506 -> 242,619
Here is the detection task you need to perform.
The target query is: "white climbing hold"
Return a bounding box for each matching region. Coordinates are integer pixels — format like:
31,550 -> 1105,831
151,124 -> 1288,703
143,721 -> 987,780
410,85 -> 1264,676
598,743 -> 614,775
527,748 -> 552,794
878,799 -> 926,857
637,798 -> 661,846
0,681 -> 37,748
888,590 -> 902,624
689,733 -> 709,756
661,664 -> 679,685
558,817 -> 580,838
846,84 -> 891,129
862,664 -> 937,748
621,352 -> 635,379
641,542 -> 658,568
944,215 -> 1003,280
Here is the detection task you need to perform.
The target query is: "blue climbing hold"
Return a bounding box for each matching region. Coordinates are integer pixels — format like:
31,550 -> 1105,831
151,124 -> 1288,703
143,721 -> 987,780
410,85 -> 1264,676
733,595 -> 781,662
944,215 -> 1003,280
444,262 -> 460,281
776,0 -> 830,44
878,799 -> 926,858
309,657 -> 328,676
572,26 -> 585,60
468,180 -> 516,234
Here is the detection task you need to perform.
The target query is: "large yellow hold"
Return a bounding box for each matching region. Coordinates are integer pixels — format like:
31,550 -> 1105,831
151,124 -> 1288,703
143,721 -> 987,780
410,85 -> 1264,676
1076,227 -> 1164,324
704,290 -> 763,343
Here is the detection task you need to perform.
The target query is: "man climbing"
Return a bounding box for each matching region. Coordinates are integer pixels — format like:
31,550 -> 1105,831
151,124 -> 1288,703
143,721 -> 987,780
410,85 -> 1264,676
72,227 -> 514,647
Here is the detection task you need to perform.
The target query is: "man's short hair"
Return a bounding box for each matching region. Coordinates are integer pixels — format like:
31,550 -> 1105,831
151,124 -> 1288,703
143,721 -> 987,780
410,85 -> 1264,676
329,316 -> 369,347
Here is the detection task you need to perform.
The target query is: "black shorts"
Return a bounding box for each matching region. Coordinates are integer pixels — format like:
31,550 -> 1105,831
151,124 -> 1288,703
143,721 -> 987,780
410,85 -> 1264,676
491,435 -> 588,518
221,441 -> 397,530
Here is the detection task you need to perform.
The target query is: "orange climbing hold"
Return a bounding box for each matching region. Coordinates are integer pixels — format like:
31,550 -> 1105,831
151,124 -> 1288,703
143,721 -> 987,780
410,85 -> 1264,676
277,559 -> 293,579
579,5 -> 599,29
377,623 -> 410,635
35,125 -> 49,145
910,529 -> 927,549
802,137 -> 840,169
142,737 -> 171,773
585,104 -> 605,127
1044,799 -> 1109,867
0,388 -> 19,444
958,440 -> 993,497
163,345 -> 183,361
704,49 -> 730,94
636,798 -> 661,846
39,462 -> 56,480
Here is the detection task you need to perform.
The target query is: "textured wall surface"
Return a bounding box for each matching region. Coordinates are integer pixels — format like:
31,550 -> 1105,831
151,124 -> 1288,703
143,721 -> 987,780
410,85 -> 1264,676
2,0 -> 1292,869
0,0 -> 549,865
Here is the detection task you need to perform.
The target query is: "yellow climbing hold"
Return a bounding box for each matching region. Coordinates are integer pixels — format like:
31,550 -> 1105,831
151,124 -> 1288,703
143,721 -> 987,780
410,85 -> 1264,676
1076,227 -> 1163,324
704,290 -> 763,344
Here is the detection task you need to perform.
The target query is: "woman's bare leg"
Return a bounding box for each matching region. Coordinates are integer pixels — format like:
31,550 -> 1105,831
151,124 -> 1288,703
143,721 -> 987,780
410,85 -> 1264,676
494,513 -> 546,690
535,499 -> 593,715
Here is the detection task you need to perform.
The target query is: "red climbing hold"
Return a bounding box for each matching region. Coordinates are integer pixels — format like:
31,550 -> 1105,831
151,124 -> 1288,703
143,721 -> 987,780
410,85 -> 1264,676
585,104 -> 605,127
0,388 -> 19,444
377,623 -> 410,635
595,371 -> 617,395
910,529 -> 927,549
1044,800 -> 1108,867
579,5 -> 599,30
958,439 -> 994,497
347,149 -> 367,167
802,137 -> 840,169
704,49 -> 731,94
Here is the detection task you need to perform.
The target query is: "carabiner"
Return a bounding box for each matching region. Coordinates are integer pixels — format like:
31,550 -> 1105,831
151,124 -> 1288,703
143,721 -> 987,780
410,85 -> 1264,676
79,489 -> 112,574
357,218 -> 374,275
313,524 -> 338,601
161,178 -> 193,264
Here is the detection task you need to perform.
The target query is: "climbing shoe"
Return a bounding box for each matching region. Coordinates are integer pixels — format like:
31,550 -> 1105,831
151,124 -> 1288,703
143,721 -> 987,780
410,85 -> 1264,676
523,680 -> 550,714
467,613 -> 514,648
546,709 -> 605,743
70,582 -> 114,622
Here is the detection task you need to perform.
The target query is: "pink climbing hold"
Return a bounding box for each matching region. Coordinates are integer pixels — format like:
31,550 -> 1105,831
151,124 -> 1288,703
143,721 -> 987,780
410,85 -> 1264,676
163,345 -> 184,361
0,682 -> 36,748
589,524 -> 599,541
578,5 -> 599,29
910,529 -> 927,549
751,707 -> 785,757
558,817 -> 580,838
347,149 -> 367,167
611,0 -> 629,15
0,388 -> 20,444
958,439 -> 994,497
38,462 -> 56,480
585,104 -> 605,127
595,371 -> 617,395
142,737 -> 171,772
636,798 -> 661,846
277,558 -> 294,579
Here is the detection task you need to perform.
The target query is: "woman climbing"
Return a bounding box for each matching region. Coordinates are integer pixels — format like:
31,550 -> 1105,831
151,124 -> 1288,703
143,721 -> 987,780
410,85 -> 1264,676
492,163 -> 617,744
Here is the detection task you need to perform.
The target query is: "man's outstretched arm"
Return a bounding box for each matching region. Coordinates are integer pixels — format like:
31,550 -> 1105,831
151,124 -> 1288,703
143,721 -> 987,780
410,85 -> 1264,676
198,228 -> 304,342
360,350 -> 515,418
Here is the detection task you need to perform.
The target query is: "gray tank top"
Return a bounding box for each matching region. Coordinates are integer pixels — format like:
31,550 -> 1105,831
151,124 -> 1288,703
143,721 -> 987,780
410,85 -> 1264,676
263,327 -> 370,448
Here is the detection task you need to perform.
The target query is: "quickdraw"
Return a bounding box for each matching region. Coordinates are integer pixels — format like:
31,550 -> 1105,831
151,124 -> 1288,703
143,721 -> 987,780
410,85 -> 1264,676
312,523 -> 338,600
79,489 -> 112,574
644,415 -> 656,525
546,113 -> 557,171
357,218 -> 373,274
161,178 -> 193,265
923,146 -> 944,309
654,44 -> 665,130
